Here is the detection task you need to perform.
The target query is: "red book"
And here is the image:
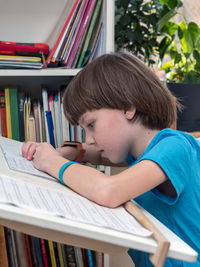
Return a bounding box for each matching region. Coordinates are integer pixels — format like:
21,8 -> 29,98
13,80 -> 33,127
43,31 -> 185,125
40,239 -> 48,267
0,41 -> 49,55
46,0 -> 79,64
22,234 -> 33,267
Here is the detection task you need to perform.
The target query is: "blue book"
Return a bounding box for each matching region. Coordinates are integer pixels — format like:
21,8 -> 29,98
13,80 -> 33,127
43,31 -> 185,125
45,110 -> 55,148
87,249 -> 94,267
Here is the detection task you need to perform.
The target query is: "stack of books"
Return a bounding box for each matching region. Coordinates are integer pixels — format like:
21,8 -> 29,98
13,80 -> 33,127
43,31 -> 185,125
0,41 -> 49,69
47,0 -> 104,68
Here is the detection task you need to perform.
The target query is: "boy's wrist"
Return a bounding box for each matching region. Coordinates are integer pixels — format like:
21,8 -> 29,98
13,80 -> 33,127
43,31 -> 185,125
61,141 -> 86,162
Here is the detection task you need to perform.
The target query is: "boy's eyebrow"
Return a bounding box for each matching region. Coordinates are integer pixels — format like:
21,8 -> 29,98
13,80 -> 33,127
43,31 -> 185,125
79,116 -> 86,126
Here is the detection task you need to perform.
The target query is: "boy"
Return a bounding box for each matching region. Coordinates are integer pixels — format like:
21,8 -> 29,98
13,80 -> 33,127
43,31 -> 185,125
22,52 -> 200,266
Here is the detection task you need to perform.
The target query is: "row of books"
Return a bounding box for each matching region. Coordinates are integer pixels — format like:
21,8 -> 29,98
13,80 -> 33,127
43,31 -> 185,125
0,226 -> 104,267
0,0 -> 104,70
0,87 -> 85,146
47,0 -> 104,68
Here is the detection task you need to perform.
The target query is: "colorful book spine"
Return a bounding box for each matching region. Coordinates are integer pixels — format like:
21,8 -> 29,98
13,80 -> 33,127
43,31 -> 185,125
9,88 -> 20,141
40,238 -> 49,267
48,240 -> 57,267
46,0 -> 80,64
77,0 -> 102,68
0,226 -> 9,267
4,88 -> 12,139
59,0 -> 85,61
18,91 -> 25,141
62,0 -> 89,64
0,91 -> 7,137
65,0 -> 97,67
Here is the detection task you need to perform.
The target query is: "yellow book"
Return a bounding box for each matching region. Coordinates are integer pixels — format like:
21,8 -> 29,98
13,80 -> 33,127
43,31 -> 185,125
57,243 -> 65,267
0,55 -> 41,62
48,240 -> 57,267
4,88 -> 12,139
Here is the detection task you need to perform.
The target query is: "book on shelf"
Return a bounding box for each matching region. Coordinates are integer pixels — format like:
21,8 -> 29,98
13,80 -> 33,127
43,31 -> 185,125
9,88 -> 20,141
4,88 -> 12,139
24,97 -> 31,142
40,238 -> 49,267
48,93 -> 57,147
22,233 -> 34,267
0,41 -> 49,69
30,236 -> 44,266
0,225 -> 9,267
75,0 -> 103,68
50,0 -> 83,65
18,92 -> 25,142
76,0 -> 103,68
57,242 -> 65,267
28,114 -> 36,142
47,0 -> 104,68
0,41 -> 49,56
46,0 -> 79,64
62,0 -> 90,65
58,0 -> 85,63
33,101 -> 42,142
65,0 -> 97,68
42,88 -> 50,143
10,229 -> 20,267
54,92 -> 63,147
14,231 -> 29,267
0,91 -> 7,138
48,240 -> 57,267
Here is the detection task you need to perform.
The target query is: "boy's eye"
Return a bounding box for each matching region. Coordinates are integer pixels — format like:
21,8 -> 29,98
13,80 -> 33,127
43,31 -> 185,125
87,122 -> 94,128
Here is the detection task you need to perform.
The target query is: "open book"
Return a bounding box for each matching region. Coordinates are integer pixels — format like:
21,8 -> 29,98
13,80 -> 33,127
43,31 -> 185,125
0,136 -> 151,237
0,136 -> 54,181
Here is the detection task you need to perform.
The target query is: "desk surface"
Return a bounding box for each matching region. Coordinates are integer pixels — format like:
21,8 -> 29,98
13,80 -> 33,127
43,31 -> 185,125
0,145 -> 198,263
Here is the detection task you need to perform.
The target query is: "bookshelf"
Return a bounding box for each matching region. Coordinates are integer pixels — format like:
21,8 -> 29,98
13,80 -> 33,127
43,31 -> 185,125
0,0 -> 115,266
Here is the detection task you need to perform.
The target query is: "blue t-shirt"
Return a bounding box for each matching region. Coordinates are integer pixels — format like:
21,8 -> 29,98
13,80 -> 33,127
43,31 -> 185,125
126,128 -> 200,266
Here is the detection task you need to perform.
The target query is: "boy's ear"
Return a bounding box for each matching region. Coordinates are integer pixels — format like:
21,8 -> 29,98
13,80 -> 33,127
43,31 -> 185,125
124,107 -> 136,120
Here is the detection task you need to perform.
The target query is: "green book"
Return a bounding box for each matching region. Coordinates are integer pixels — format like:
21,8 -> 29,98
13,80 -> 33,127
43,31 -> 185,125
9,88 -> 20,141
76,0 -> 103,68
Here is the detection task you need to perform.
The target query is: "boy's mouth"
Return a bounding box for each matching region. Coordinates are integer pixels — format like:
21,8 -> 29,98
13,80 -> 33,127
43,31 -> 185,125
99,149 -> 104,155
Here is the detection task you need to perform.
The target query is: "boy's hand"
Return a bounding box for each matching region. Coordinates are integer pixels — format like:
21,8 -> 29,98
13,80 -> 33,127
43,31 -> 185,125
22,141 -> 40,160
22,142 -> 65,176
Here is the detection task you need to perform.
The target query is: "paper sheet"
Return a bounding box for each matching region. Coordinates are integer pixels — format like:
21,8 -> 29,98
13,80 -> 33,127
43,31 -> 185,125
0,174 -> 152,237
0,136 -> 55,181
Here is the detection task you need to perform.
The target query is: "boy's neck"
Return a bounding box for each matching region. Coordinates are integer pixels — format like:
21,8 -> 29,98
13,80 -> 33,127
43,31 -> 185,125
130,124 -> 160,159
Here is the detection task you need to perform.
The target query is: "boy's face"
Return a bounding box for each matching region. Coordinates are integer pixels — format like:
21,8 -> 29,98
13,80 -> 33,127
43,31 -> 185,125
79,108 -> 135,163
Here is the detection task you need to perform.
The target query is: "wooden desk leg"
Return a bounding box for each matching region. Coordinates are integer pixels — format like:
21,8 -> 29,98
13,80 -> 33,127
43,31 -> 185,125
125,201 -> 170,267
104,252 -> 135,267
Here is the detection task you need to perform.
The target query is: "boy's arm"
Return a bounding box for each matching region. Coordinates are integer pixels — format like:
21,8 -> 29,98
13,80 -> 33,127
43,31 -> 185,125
57,142 -> 127,167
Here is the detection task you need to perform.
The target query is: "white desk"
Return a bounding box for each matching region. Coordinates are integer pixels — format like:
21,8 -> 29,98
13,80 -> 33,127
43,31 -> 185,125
0,146 -> 198,266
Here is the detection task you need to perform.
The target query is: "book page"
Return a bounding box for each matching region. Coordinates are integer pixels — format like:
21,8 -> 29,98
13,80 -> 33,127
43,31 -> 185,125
0,136 -> 55,181
0,174 -> 152,237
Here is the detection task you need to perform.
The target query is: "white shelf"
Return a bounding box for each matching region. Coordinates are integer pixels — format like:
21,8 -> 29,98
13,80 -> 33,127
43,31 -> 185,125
0,68 -> 81,77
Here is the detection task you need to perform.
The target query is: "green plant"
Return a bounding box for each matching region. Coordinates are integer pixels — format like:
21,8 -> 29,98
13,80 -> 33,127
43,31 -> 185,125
115,0 -> 161,66
115,0 -> 182,67
158,2 -> 200,83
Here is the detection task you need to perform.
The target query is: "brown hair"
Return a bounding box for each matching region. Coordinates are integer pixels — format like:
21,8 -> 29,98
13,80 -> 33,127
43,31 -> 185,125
63,52 -> 180,130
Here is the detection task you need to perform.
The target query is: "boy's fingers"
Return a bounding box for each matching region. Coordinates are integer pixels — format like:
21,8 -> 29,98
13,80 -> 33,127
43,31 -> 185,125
22,142 -> 37,160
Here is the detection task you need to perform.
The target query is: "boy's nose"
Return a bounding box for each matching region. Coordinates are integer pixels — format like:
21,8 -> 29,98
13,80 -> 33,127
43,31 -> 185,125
85,133 -> 95,145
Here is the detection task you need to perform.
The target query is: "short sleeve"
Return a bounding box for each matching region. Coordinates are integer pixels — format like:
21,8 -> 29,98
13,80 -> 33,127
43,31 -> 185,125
137,136 -> 192,204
